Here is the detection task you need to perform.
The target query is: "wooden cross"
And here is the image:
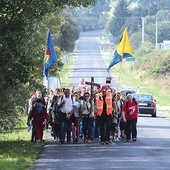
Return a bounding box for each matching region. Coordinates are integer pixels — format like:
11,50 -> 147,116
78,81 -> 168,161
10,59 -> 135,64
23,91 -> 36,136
85,77 -> 100,113
85,77 -> 100,95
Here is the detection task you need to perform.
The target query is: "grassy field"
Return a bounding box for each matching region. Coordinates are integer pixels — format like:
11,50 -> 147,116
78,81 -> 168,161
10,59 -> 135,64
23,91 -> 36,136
111,64 -> 170,105
0,117 -> 41,170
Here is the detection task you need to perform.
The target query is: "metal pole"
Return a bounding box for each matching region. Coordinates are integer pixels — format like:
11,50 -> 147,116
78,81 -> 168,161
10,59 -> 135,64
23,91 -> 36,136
156,17 -> 158,49
46,76 -> 49,90
141,17 -> 145,43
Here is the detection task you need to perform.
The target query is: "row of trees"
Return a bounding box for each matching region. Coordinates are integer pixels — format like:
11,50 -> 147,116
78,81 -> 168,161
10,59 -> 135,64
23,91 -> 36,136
104,0 -> 170,77
0,0 -> 97,132
107,0 -> 170,44
70,0 -> 110,31
105,0 -> 170,93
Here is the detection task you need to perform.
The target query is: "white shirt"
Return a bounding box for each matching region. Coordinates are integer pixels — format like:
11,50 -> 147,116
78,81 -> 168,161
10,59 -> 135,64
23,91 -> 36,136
58,96 -> 76,113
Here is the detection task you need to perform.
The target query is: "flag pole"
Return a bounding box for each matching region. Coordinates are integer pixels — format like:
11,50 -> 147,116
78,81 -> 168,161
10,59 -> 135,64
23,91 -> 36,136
46,76 -> 49,90
116,61 -> 123,93
43,31 -> 48,90
116,28 -> 127,95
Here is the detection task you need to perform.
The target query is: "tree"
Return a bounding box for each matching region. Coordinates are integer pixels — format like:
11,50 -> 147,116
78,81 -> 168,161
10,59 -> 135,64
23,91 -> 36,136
0,0 -> 97,132
108,0 -> 131,43
56,10 -> 79,52
70,0 -> 110,31
143,10 -> 170,43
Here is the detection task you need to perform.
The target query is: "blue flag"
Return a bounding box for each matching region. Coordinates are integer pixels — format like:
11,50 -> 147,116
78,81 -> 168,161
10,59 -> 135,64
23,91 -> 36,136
43,28 -> 57,78
107,27 -> 133,71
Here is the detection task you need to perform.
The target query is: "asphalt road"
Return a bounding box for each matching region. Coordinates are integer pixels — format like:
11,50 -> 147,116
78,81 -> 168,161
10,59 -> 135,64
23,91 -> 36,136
29,30 -> 170,170
71,29 -> 119,89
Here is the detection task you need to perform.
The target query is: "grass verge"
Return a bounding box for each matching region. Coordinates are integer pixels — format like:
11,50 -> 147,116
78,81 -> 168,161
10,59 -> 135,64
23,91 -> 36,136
113,64 -> 170,105
0,117 -> 42,170
60,51 -> 77,88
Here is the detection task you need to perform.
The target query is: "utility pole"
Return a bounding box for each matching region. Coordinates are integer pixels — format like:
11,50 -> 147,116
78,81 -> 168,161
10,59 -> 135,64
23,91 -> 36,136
156,17 -> 158,49
141,17 -> 145,43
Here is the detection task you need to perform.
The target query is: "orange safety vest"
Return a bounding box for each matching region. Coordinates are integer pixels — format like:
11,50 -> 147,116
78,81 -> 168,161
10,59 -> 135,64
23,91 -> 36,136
95,92 -> 113,116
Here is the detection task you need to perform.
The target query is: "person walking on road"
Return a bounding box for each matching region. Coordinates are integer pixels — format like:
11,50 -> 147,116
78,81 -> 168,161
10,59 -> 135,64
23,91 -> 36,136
78,78 -> 87,89
81,92 -> 95,143
27,98 -> 47,145
27,90 -> 45,143
95,85 -> 113,145
110,93 -> 119,143
46,90 -> 54,129
71,92 -> 82,143
122,93 -> 138,142
35,90 -> 46,106
119,93 -> 126,139
51,95 -> 60,142
57,88 -> 77,144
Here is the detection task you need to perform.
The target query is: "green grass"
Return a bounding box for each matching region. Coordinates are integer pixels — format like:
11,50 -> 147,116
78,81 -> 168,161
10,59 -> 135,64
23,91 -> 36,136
0,117 -> 41,170
60,51 -> 77,88
117,65 -> 170,106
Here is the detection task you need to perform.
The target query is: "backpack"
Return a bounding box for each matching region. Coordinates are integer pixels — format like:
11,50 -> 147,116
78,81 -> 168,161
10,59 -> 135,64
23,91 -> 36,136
51,102 -> 60,124
51,95 -> 74,124
60,95 -> 74,104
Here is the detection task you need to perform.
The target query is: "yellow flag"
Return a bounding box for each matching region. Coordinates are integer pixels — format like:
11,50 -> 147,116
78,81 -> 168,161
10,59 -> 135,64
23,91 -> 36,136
107,27 -> 133,71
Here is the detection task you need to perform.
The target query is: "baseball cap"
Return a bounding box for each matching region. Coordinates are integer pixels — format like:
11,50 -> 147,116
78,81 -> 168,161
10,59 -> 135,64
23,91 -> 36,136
101,85 -> 108,92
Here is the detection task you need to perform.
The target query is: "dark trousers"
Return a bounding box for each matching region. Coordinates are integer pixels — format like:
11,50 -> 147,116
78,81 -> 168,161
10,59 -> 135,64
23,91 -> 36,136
125,118 -> 137,139
59,112 -> 72,142
52,123 -> 60,139
82,116 -> 93,139
97,114 -> 112,142
91,119 -> 99,139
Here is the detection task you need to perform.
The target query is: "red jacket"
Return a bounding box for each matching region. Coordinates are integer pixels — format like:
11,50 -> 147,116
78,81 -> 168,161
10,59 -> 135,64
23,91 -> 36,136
29,105 -> 47,125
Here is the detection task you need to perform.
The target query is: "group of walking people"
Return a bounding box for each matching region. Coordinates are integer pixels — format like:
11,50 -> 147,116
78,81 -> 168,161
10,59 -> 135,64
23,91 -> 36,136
27,78 -> 138,145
